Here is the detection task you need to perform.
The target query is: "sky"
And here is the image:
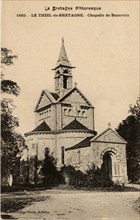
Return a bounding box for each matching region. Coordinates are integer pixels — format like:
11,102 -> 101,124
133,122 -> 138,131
2,1 -> 139,135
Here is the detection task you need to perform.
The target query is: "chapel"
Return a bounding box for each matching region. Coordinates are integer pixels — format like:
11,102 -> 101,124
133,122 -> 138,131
23,39 -> 128,184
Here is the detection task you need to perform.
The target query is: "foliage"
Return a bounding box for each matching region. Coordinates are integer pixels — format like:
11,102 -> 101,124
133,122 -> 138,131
41,149 -> 60,186
60,164 -> 114,189
129,102 -> 140,121
116,102 -> 140,182
1,133 -> 23,176
60,165 -> 86,186
85,164 -> 113,188
1,97 -> 23,180
1,48 -> 24,184
1,48 -> 20,95
1,48 -> 17,66
1,80 -> 20,96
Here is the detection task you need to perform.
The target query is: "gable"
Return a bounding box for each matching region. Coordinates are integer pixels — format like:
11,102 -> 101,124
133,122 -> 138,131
35,91 -> 52,111
58,87 -> 93,107
35,90 -> 59,111
91,128 -> 126,144
64,90 -> 87,105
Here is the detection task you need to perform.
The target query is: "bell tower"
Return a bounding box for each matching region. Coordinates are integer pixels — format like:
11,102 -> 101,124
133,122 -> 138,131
52,38 -> 75,97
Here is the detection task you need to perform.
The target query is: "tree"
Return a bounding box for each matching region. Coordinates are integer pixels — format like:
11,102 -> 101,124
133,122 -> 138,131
41,149 -> 59,186
1,48 -> 24,184
116,102 -> 140,182
1,48 -> 20,96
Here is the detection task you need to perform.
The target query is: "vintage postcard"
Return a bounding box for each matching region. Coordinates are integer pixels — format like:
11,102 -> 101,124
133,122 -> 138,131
1,0 -> 139,219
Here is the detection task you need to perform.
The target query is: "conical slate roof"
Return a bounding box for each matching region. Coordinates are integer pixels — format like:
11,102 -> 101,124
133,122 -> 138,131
62,118 -> 90,131
54,38 -> 72,69
32,121 -> 51,132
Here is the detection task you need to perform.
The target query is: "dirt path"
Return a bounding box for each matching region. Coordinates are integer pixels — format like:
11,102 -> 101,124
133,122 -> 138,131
1,189 -> 140,220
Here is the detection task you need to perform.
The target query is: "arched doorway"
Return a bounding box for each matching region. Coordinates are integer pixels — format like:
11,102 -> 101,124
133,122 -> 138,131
102,152 -> 112,179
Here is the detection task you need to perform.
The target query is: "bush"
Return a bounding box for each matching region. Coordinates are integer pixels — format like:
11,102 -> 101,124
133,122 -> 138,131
40,149 -> 61,186
60,165 -> 86,186
85,164 -> 114,188
61,164 -> 114,189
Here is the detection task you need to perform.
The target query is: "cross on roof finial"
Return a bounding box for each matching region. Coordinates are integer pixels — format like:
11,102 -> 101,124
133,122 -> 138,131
108,122 -> 111,127
74,82 -> 77,87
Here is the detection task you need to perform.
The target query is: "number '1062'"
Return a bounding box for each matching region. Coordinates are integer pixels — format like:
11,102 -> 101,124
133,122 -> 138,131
17,14 -> 26,17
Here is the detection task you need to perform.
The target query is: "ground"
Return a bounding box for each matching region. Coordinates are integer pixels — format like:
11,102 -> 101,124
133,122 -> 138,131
1,186 -> 140,220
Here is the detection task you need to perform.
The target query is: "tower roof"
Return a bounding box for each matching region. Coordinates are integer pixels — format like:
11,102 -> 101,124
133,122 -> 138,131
32,121 -> 51,132
24,121 -> 52,136
53,38 -> 74,70
62,118 -> 91,131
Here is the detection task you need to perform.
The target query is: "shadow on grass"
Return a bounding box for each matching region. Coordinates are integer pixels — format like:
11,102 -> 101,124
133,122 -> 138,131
1,195 -> 47,213
122,186 -> 140,192
1,185 -> 51,193
102,185 -> 140,192
72,185 -> 140,192
1,214 -> 17,219
133,197 -> 140,213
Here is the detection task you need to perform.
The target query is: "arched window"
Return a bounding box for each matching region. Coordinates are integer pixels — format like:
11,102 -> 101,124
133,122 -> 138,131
32,144 -> 36,156
82,111 -> 85,117
78,110 -> 81,116
64,108 -> 67,115
77,150 -> 80,164
45,147 -> 49,154
68,108 -> 72,115
32,143 -> 35,149
61,147 -> 65,165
